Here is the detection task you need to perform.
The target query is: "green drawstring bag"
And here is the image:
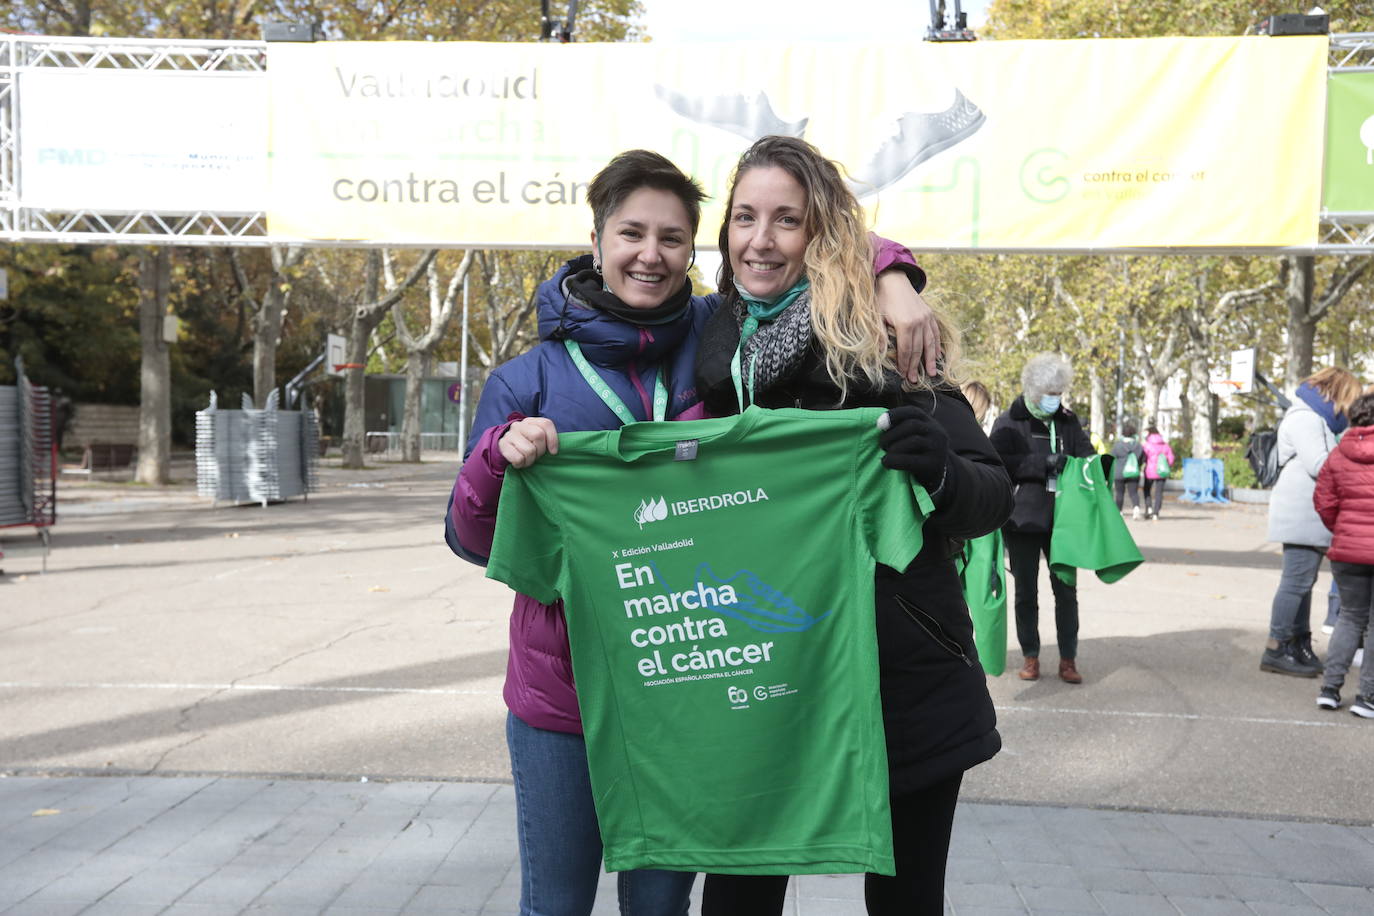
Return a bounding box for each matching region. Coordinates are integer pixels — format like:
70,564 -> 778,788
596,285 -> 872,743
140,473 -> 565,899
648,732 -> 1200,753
1154,452 -> 1172,479
956,530 -> 1007,676
1121,450 -> 1140,479
1049,455 -> 1145,586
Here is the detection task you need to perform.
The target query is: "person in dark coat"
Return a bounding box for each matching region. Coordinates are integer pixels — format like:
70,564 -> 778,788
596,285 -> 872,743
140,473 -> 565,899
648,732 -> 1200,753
694,136 -> 1011,916
989,354 -> 1096,684
1313,387 -> 1374,716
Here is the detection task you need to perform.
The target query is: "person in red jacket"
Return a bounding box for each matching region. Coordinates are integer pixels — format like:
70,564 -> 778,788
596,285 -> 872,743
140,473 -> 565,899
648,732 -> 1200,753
1313,387 -> 1374,718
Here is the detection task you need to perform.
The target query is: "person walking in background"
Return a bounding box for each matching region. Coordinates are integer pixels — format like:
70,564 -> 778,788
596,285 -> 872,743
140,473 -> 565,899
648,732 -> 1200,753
1110,421 -> 1146,519
1262,367 -> 1363,678
990,354 -> 1096,684
1313,386 -> 1374,716
962,380 -> 993,434
1141,427 -> 1176,520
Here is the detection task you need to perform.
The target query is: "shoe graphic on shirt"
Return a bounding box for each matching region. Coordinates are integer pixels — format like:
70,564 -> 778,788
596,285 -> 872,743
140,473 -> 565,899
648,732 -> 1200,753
696,563 -> 832,633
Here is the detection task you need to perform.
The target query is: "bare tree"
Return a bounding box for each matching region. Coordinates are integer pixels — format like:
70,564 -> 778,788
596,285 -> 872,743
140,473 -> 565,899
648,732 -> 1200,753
1279,255 -> 1370,390
465,251 -> 553,370
230,245 -> 308,407
1180,267 -> 1279,457
135,248 -> 171,485
393,250 -> 475,462
1115,258 -> 1190,428
340,249 -> 436,469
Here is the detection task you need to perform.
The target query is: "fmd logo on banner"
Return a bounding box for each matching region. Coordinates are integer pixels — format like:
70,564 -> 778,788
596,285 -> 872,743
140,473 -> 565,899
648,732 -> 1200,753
18,69 -> 268,213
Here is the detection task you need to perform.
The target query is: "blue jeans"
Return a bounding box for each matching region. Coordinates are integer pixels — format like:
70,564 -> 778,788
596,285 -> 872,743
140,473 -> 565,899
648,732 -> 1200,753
507,712 -> 695,916
1268,544 -> 1324,642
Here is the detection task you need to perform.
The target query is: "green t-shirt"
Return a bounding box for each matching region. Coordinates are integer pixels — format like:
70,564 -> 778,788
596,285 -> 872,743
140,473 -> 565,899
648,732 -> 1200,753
486,406 -> 934,876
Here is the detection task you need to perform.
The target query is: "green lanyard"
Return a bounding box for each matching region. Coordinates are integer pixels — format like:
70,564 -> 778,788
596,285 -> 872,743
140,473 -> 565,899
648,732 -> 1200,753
729,316 -> 761,412
564,339 -> 667,424
1049,419 -> 1058,454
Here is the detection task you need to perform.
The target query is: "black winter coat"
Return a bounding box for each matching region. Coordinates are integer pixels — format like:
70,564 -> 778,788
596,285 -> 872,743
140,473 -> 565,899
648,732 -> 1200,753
697,301 -> 1012,796
989,396 -> 1095,534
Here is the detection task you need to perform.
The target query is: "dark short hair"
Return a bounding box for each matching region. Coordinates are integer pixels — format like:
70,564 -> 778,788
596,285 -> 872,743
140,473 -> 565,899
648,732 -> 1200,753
1348,393 -> 1374,428
1122,421 -> 1138,438
588,150 -> 706,238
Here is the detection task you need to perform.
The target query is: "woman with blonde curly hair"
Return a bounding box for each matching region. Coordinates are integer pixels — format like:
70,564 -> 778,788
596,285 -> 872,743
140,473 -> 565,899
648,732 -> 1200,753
1262,366 -> 1364,677
694,135 -> 1013,916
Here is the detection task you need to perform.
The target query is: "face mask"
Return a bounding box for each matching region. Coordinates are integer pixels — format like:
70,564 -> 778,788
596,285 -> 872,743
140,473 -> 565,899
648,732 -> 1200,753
1039,395 -> 1061,414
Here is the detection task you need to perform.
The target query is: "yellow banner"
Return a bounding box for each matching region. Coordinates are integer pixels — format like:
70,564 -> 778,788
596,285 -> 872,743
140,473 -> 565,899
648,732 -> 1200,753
267,36 -> 1327,249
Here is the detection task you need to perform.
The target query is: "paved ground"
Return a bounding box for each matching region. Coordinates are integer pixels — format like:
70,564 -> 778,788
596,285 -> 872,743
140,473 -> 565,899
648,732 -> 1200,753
1,458 -> 1372,914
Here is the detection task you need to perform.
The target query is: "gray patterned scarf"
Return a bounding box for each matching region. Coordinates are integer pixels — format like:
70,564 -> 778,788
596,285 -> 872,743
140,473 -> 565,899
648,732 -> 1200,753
734,288 -> 815,396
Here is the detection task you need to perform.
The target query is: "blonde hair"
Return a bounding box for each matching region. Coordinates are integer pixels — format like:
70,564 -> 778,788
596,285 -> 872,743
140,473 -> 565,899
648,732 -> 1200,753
717,136 -> 960,399
961,380 -> 992,423
1305,367 -> 1362,415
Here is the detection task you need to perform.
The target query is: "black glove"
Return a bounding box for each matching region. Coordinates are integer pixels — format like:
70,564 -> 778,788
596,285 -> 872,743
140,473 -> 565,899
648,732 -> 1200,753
1045,452 -> 1068,477
878,405 -> 949,493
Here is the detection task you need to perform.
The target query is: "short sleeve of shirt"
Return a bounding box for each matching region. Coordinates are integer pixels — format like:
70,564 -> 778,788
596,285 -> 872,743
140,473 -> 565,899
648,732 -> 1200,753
485,466 -> 565,605
853,417 -> 935,571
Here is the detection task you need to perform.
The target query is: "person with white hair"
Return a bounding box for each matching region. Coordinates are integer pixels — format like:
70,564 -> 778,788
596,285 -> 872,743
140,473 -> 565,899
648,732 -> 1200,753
989,354 -> 1096,683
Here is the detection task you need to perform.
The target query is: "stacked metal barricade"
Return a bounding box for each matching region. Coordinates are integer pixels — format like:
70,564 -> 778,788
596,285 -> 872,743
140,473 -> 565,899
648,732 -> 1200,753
0,359 -> 56,529
195,391 -> 319,506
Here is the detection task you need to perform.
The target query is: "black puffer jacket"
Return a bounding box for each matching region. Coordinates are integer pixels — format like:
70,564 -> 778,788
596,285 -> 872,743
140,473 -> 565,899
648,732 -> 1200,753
697,301 -> 1012,796
989,395 -> 1095,534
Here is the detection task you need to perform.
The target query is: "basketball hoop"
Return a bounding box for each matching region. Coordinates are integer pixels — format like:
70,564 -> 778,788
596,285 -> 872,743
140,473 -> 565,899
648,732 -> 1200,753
333,363 -> 365,371
1208,379 -> 1243,397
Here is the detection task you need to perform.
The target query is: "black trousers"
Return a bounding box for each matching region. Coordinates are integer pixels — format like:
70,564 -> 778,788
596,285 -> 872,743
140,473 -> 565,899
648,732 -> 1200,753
1142,478 -> 1165,516
1005,529 -> 1079,660
700,772 -> 963,916
1113,477 -> 1140,510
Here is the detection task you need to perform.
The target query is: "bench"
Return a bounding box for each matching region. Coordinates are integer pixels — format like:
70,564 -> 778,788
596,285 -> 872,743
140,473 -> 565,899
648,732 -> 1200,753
69,443 -> 137,474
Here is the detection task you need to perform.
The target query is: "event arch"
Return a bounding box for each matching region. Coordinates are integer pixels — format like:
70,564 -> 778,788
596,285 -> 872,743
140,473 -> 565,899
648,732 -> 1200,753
2,30 -> 1371,254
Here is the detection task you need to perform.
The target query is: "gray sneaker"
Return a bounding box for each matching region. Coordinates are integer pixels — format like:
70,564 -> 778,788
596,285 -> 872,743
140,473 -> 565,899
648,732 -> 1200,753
1351,695 -> 1374,719
1317,686 -> 1341,709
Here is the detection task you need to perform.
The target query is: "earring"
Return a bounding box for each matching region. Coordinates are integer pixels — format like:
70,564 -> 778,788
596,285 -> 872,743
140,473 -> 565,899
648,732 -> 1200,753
593,260 -> 601,272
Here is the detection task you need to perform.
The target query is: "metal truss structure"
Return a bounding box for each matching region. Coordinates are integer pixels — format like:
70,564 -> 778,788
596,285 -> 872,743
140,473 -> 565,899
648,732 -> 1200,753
1320,33 -> 1374,251
1,32 -> 1371,253
0,34 -> 270,247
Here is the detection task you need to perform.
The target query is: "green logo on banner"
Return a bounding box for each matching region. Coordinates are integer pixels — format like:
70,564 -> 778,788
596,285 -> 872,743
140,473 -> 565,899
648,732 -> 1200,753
1323,72 -> 1374,213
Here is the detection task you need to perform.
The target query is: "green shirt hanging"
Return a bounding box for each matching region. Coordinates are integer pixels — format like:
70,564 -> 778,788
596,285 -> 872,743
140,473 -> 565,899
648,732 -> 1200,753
486,406 -> 935,876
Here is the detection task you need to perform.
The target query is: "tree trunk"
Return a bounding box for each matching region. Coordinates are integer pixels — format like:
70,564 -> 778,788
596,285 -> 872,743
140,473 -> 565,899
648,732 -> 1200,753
1141,379 -> 1160,429
252,281 -> 286,407
341,254 -> 381,470
341,309 -> 373,470
1188,350 -> 1214,459
1283,255 -> 1316,392
136,249 -> 172,485
1178,379 -> 1193,450
1088,372 -> 1106,443
400,351 -> 425,462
